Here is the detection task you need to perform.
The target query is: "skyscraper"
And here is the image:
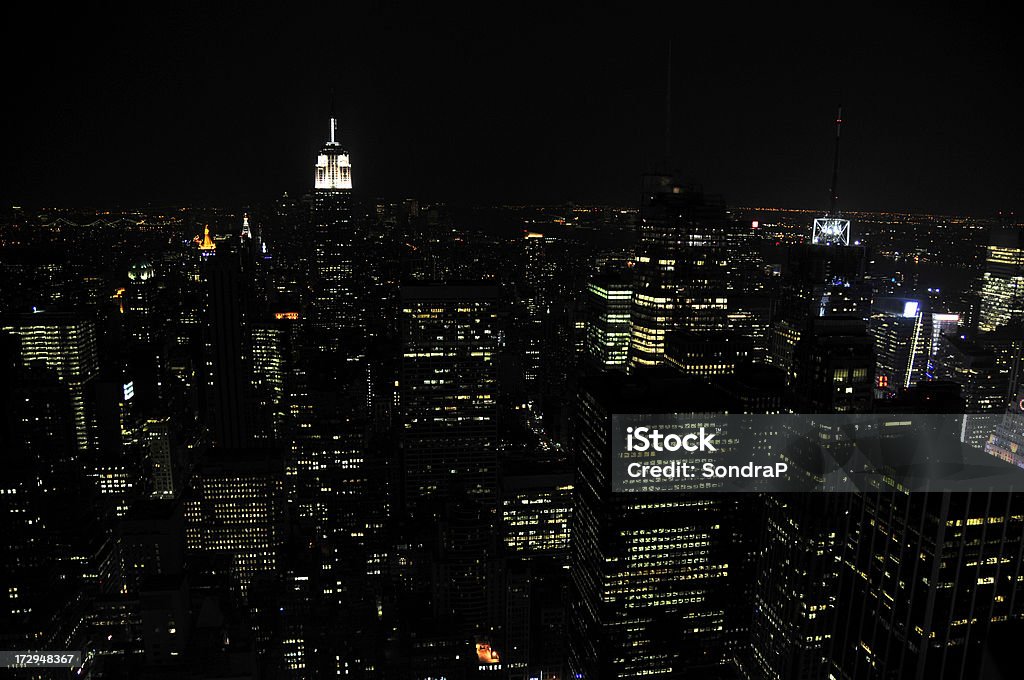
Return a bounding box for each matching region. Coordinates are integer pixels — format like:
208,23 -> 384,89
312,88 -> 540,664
769,109 -> 869,381
664,330 -> 752,378
584,271 -> 632,370
985,387 -> 1024,468
0,335 -> 78,651
769,243 -> 871,376
976,325 -> 1024,406
978,224 -> 1024,333
926,313 -> 961,379
500,471 -> 573,558
751,494 -> 846,680
790,316 -> 875,413
199,239 -> 253,449
521,231 -> 553,388
568,373 -> 744,678
829,492 -> 1024,680
311,114 -> 361,348
185,449 -> 284,598
1,311 -> 99,452
125,260 -> 158,343
143,416 -> 178,499
870,297 -> 929,397
124,259 -> 167,415
628,176 -> 737,369
932,332 -> 1006,447
397,283 -> 502,511
395,283 -> 503,647
752,316 -> 874,679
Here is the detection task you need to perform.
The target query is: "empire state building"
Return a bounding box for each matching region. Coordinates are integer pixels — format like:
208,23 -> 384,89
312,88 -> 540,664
314,117 -> 352,191
311,115 -> 361,348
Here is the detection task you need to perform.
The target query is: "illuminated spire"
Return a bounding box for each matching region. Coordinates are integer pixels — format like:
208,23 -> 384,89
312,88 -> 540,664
199,225 -> 216,253
314,110 -> 353,190
241,213 -> 251,239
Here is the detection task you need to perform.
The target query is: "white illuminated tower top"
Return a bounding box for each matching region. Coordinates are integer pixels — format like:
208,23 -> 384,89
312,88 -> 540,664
314,117 -> 353,190
812,105 -> 850,246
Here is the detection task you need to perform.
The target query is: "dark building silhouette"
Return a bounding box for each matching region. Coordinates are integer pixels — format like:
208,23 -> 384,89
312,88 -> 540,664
199,239 -> 254,448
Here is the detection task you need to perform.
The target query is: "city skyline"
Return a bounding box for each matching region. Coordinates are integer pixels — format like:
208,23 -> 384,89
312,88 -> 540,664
3,9 -> 1024,680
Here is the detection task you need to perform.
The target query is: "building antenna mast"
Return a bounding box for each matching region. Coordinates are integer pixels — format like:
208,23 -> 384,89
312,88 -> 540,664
812,104 -> 851,246
829,104 -> 842,216
329,90 -> 337,144
664,41 -> 673,173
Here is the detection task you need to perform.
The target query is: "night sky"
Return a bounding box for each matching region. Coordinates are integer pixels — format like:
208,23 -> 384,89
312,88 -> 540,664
3,5 -> 1021,215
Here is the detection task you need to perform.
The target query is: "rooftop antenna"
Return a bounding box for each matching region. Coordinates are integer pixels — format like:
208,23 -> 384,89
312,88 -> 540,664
828,104 -> 842,215
329,90 -> 337,144
639,42 -> 675,211
664,41 -> 673,174
812,104 -> 851,246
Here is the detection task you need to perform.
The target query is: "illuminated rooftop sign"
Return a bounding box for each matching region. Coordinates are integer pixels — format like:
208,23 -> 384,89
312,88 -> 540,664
812,216 -> 851,246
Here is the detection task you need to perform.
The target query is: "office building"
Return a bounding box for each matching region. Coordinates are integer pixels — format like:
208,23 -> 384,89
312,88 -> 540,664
584,272 -> 632,370
397,283 -> 502,510
1,311 -> 99,452
978,224 -> 1024,332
